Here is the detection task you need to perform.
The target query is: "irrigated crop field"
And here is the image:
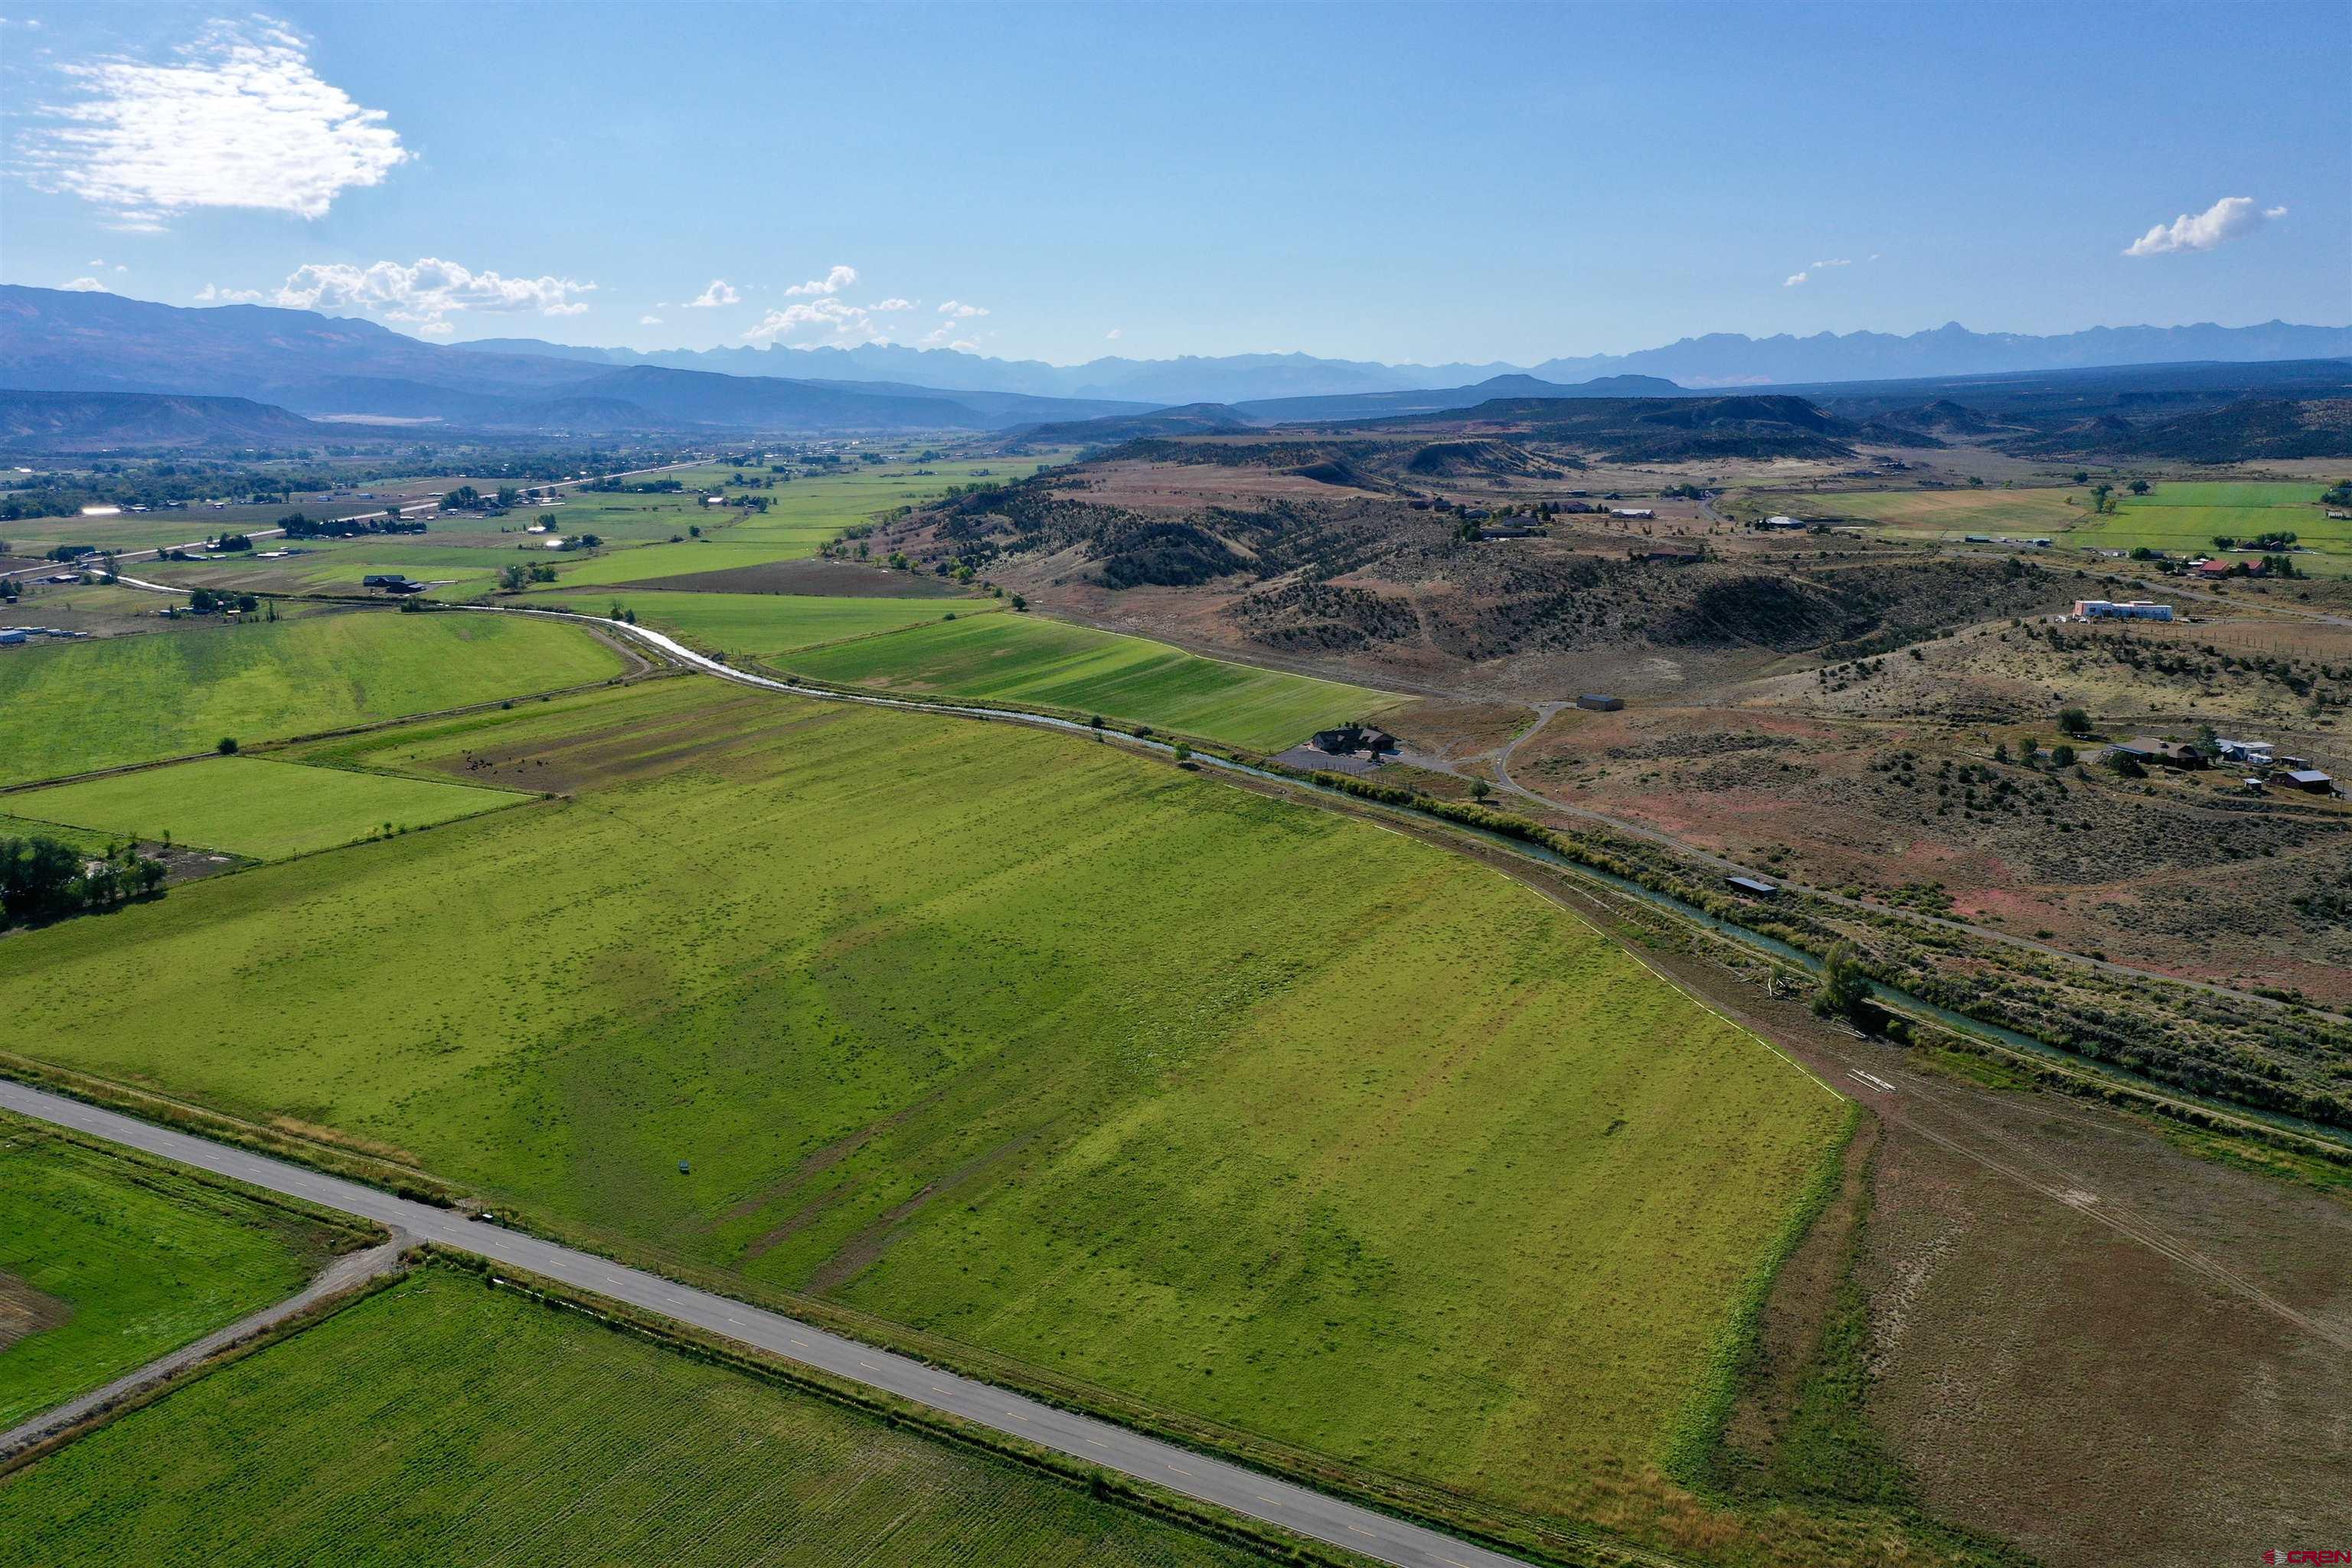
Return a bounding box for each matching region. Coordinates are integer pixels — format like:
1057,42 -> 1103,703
540,590 -> 987,659
2,756 -> 524,860
1804,487 -> 2087,535
0,1116 -> 353,1429
0,677 -> 1848,1539
2069,480 -> 2352,573
0,1266 -> 1268,1568
0,610 -> 628,786
784,612 -> 1396,749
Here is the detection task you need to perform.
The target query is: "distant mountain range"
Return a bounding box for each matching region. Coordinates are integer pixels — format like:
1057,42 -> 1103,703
2,286 -> 2346,449
0,389 -> 324,451
0,286 -> 1145,436
456,321 -> 2352,404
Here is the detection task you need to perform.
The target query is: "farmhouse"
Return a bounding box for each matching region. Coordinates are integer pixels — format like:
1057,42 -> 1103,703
2073,599 -> 2174,622
2214,738 -> 2274,765
1576,694 -> 1625,712
1311,723 -> 1397,757
2113,737 -> 2206,769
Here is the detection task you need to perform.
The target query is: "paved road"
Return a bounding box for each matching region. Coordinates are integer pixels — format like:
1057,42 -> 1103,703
0,1234 -> 409,1461
0,1080 -> 1533,1568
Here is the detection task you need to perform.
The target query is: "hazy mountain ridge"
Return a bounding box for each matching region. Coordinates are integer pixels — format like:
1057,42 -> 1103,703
456,321 -> 2351,403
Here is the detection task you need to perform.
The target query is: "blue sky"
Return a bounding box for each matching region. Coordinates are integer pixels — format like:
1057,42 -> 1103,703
3,2 -> 2344,365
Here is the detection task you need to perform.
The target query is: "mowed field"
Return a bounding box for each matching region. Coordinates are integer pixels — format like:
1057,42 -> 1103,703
0,611 -> 628,786
0,678 -> 1848,1539
2071,480 -> 2352,573
1806,487 -> 2087,534
0,1116 -> 354,1429
2,756 -> 524,860
539,590 -> 987,659
785,612 -> 1396,750
0,1266 -> 1266,1568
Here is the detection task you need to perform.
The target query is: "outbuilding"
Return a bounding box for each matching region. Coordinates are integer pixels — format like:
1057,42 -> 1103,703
1576,694 -> 1624,712
2278,769 -> 2335,794
1725,875 -> 1779,898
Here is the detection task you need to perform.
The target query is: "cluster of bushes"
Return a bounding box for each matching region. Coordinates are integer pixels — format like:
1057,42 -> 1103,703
1,835 -> 166,929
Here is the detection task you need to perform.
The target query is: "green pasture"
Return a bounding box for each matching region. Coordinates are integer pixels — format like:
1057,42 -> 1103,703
0,1266 -> 1263,1568
783,611 -> 1396,750
1805,487 -> 2086,534
0,1116 -> 352,1430
541,590 -> 991,659
0,680 -> 1847,1530
0,610 -> 627,786
2,756 -> 522,861
2073,483 -> 2351,574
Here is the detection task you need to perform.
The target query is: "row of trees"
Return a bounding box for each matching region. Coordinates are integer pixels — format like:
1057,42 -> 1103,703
0,837 -> 167,929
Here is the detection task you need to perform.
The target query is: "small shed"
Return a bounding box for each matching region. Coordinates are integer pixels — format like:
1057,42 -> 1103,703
1576,694 -> 1624,712
2278,769 -> 2334,794
1725,875 -> 1779,898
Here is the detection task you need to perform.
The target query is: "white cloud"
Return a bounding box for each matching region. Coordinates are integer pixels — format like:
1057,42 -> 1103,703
870,297 -> 914,312
743,296 -> 877,343
2124,195 -> 2288,256
24,18 -> 408,228
416,322 -> 454,338
936,299 -> 988,318
60,276 -> 107,292
1785,256 -> 1853,287
639,314 -> 663,325
949,338 -> 979,351
87,257 -> 105,267
782,264 -> 857,298
682,279 -> 740,309
195,283 -> 267,302
270,258 -> 596,329
1106,328 -> 1122,340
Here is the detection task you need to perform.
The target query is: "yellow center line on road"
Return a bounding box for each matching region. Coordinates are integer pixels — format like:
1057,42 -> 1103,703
1253,1493 -> 1281,1506
1348,1524 -> 1377,1537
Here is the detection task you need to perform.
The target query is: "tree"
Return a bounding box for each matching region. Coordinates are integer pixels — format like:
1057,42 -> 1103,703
1010,593 -> 1028,612
1470,779 -> 1491,801
499,563 -> 528,593
217,737 -> 239,755
2070,471 -> 2091,486
2109,751 -> 2145,779
2090,482 -> 2114,514
2128,479 -> 2151,496
1171,743 -> 1192,763
1813,943 -> 1871,1022
2057,706 -> 2092,737
2051,743 -> 2076,769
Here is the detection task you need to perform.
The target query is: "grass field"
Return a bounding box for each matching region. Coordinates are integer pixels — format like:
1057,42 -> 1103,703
0,611 -> 629,786
0,1266 -> 1266,1568
540,590 -> 987,659
0,678 -> 1847,1534
1806,487 -> 2086,534
0,1116 -> 354,1429
2074,481 -> 2351,574
2,756 -> 524,860
784,612 -> 1396,750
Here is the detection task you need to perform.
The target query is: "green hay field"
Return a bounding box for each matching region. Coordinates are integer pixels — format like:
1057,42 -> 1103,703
2,756 -> 524,860
0,611 -> 629,786
0,1266 -> 1264,1568
0,1116 -> 351,1429
2073,481 -> 2350,574
1808,487 -> 2086,534
541,590 -> 986,658
0,679 -> 1847,1531
784,612 -> 1396,750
